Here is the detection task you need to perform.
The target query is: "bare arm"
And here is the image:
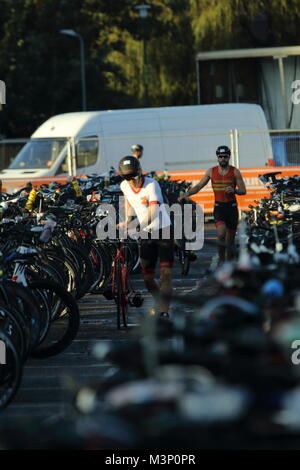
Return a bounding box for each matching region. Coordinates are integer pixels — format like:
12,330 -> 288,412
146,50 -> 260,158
139,203 -> 159,230
139,181 -> 162,230
182,169 -> 211,198
117,197 -> 135,229
124,197 -> 132,220
234,169 -> 246,195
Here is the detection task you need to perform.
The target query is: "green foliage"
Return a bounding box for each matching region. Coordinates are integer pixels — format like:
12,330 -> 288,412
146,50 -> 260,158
0,0 -> 299,137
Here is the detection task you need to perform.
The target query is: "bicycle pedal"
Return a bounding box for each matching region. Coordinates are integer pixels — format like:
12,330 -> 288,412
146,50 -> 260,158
128,292 -> 143,307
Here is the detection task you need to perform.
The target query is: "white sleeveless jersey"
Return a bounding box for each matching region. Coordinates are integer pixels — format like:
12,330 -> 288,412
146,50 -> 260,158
120,177 -> 171,231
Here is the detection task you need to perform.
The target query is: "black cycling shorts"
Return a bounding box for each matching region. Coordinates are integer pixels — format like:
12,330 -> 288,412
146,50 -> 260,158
213,201 -> 239,231
140,227 -> 174,273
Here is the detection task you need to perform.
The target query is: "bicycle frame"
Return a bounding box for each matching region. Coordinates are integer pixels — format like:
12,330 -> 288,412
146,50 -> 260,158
11,245 -> 38,286
175,200 -> 197,276
111,239 -> 130,329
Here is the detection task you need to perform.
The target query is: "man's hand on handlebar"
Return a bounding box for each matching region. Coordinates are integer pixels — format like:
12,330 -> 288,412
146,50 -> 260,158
178,191 -> 190,203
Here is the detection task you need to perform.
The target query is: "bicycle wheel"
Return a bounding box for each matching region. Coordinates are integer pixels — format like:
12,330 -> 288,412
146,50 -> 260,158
0,298 -> 31,363
120,263 -> 128,328
0,330 -> 22,409
28,280 -> 80,358
178,238 -> 190,276
26,261 -> 66,286
2,280 -> 50,352
182,250 -> 191,276
88,242 -> 106,292
114,260 -> 128,329
43,249 -> 77,294
68,245 -> 95,299
92,241 -> 112,293
131,244 -> 141,274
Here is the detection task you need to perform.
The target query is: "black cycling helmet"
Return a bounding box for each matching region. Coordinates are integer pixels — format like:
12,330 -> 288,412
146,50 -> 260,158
131,144 -> 143,153
119,155 -> 141,175
216,145 -> 231,157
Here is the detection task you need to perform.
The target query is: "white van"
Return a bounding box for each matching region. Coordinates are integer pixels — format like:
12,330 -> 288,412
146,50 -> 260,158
0,103 -> 273,180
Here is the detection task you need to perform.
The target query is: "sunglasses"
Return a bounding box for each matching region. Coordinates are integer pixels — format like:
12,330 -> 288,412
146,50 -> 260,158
123,173 -> 140,181
218,155 -> 230,159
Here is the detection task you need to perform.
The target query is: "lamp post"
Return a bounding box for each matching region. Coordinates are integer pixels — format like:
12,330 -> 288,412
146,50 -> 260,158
60,29 -> 87,111
134,4 -> 151,106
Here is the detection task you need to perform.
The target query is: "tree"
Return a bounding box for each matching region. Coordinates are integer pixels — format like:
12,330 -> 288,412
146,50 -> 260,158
1,0 -> 300,137
189,0 -> 300,50
104,0 -> 197,106
0,0 -> 134,136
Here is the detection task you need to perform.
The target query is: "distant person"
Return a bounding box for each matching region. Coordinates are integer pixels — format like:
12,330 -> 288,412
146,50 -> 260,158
131,144 -> 143,160
179,145 -> 246,265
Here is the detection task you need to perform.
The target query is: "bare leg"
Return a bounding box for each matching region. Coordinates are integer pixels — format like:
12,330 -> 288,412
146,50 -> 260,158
225,229 -> 236,261
140,258 -> 160,308
159,267 -> 172,313
216,223 -> 226,265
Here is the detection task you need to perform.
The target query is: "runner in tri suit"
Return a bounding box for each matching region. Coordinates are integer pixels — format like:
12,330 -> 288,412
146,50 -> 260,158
179,145 -> 246,265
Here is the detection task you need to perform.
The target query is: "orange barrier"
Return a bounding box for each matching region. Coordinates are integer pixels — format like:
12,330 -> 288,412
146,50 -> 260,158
1,167 -> 300,212
166,167 -> 300,212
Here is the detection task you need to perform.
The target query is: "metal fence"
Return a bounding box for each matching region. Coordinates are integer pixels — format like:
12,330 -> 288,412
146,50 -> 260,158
1,130 -> 300,175
237,129 -> 300,167
270,130 -> 300,166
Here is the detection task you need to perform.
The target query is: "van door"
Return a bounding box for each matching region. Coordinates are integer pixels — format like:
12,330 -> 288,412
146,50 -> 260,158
56,136 -> 100,175
159,110 -> 225,171
99,111 -> 163,172
75,136 -> 100,174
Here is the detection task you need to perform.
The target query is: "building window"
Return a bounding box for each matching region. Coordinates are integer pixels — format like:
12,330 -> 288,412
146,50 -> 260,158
215,85 -> 224,99
199,58 -> 260,105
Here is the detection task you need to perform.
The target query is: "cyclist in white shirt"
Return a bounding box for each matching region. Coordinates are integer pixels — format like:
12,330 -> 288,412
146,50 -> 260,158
117,156 -> 173,319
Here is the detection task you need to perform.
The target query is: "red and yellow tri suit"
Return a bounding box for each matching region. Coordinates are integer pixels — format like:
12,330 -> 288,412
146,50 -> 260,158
211,165 -> 239,231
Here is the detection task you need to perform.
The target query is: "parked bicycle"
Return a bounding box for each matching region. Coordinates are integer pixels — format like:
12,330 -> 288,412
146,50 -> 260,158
111,236 -> 143,329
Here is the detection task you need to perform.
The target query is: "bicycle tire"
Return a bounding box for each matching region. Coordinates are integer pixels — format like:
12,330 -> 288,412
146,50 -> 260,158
25,261 -> 65,287
114,259 -> 128,329
0,303 -> 28,362
182,253 -> 191,276
121,263 -> 128,328
0,329 -> 22,409
88,242 -> 106,292
28,280 -> 80,358
177,237 -> 191,276
114,259 -> 122,329
68,245 -> 95,299
2,280 -> 50,352
93,241 -> 114,293
41,250 -> 75,292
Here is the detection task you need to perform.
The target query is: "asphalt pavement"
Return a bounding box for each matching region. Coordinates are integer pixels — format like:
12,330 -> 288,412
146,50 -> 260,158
0,225 -> 218,423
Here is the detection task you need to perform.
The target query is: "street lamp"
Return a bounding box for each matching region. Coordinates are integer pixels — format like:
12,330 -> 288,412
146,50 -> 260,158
134,4 -> 151,106
60,29 -> 87,111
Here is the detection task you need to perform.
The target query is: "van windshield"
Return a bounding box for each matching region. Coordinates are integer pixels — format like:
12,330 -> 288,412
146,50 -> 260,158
9,138 -> 67,169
